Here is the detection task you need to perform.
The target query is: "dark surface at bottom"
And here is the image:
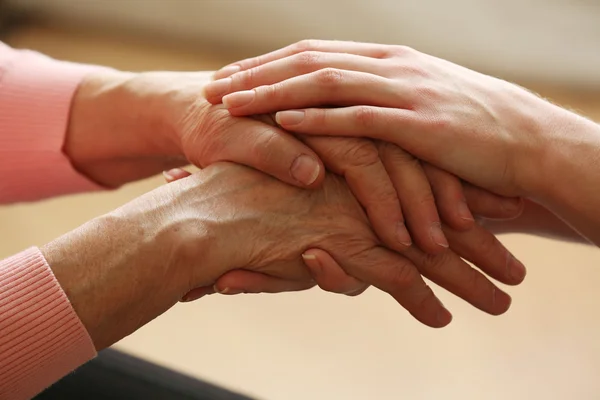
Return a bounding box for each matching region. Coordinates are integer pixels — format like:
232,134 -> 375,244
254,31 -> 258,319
34,348 -> 255,400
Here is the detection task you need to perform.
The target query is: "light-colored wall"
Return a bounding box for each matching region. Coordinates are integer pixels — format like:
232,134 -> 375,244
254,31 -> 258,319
7,0 -> 600,87
3,22 -> 600,400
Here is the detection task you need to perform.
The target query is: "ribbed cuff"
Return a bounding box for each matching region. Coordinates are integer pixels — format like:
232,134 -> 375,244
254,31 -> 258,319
0,247 -> 96,400
0,44 -> 107,203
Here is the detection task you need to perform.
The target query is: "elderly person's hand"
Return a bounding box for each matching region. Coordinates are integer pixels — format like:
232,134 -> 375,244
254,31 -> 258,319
43,162 -> 524,351
168,162 -> 525,323
163,167 -> 525,301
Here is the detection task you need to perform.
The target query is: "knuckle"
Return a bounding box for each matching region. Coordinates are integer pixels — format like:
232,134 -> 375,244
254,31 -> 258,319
390,45 -> 417,58
235,67 -> 257,88
307,108 -> 326,127
294,39 -> 320,53
424,113 -> 453,131
415,84 -> 442,101
379,142 -> 415,165
418,251 -> 452,274
315,68 -> 344,87
294,51 -> 323,73
251,129 -> 279,167
353,106 -> 378,128
418,191 -> 437,208
261,83 -> 282,102
180,107 -> 232,164
387,259 -> 420,289
405,64 -> 429,78
341,139 -> 379,166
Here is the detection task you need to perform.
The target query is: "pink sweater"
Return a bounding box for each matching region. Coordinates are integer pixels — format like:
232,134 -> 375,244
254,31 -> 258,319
0,42 -> 103,399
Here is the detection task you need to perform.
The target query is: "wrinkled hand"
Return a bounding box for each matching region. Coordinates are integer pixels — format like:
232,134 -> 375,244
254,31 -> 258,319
70,70 -> 327,188
162,165 -> 525,325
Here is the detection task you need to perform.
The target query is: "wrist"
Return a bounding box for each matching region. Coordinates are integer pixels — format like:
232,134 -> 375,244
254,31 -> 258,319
65,70 -> 187,187
506,90 -> 578,198
41,175 -> 226,349
524,106 -> 600,204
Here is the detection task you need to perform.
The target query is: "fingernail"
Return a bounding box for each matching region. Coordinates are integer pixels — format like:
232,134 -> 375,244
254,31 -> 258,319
458,201 -> 475,221
430,223 -> 449,248
181,291 -> 212,302
213,286 -> 244,295
203,77 -> 231,98
214,285 -> 229,294
162,170 -> 176,181
508,254 -> 526,282
222,90 -> 255,108
214,65 -> 240,79
291,154 -> 320,186
502,197 -> 522,213
276,110 -> 305,126
396,222 -> 412,246
302,252 -> 324,275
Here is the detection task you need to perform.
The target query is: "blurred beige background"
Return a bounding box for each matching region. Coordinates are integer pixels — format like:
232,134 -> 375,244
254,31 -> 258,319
2,2 -> 600,400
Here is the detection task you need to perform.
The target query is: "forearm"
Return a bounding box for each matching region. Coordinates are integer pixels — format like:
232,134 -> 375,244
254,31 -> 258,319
40,215 -> 172,351
524,107 -> 600,245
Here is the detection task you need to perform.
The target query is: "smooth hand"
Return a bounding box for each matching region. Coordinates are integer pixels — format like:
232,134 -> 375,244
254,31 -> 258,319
205,40 -> 576,197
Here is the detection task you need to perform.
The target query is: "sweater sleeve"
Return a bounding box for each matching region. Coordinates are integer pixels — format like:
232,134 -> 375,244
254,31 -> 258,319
0,248 -> 96,399
0,41 -> 105,203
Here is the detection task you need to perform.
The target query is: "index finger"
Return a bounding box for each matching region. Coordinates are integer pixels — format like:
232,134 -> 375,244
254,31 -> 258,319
214,40 -> 393,79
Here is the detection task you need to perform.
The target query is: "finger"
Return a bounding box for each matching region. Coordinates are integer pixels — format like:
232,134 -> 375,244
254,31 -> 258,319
205,52 -> 388,104
212,270 -> 315,295
302,136 -> 411,250
402,246 -> 512,316
222,69 -> 410,116
213,40 -> 395,79
422,164 -> 475,231
186,108 -> 326,188
378,142 -> 448,254
334,246 -> 452,328
302,249 -> 368,296
463,183 -> 524,220
274,106 -> 435,162
181,286 -> 215,303
444,223 -> 527,286
163,168 -> 192,183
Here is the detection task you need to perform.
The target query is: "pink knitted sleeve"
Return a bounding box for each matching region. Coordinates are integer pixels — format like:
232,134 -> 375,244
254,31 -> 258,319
0,42 -> 103,398
0,41 -> 104,203
0,248 -> 96,399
